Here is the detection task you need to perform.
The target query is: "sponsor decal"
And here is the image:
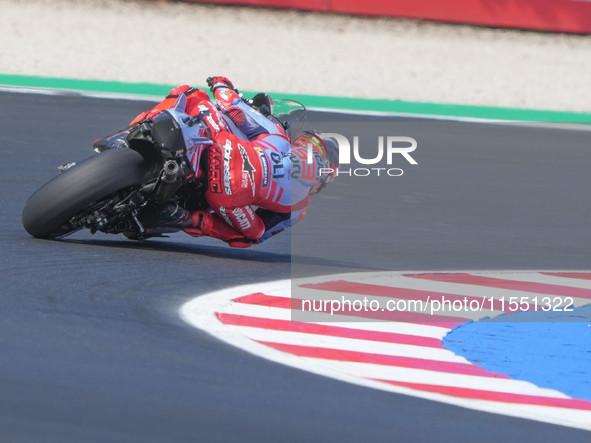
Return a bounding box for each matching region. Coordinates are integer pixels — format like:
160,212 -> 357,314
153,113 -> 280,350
290,153 -> 301,179
208,146 -> 222,193
255,147 -> 270,188
238,144 -> 256,196
270,152 -> 284,179
218,206 -> 233,226
232,207 -> 252,230
223,139 -> 233,195
198,104 -> 220,133
290,148 -> 320,181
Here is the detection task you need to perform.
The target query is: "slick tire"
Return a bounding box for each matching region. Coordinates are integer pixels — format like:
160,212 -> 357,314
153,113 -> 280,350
22,148 -> 148,239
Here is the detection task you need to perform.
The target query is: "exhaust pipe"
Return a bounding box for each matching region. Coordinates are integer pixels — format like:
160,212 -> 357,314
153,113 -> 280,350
162,160 -> 179,183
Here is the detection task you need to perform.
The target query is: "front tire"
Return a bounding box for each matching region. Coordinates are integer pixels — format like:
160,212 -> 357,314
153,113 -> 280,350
22,148 -> 148,239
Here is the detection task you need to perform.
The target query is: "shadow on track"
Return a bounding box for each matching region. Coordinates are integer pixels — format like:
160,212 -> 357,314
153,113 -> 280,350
41,237 -> 378,271
60,237 -> 292,264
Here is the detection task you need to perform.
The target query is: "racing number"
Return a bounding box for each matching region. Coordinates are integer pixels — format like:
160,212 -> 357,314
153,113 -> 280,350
270,152 -> 284,179
290,153 -> 301,179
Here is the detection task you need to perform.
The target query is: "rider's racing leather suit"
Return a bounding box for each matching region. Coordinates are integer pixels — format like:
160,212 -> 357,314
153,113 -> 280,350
130,82 -> 320,247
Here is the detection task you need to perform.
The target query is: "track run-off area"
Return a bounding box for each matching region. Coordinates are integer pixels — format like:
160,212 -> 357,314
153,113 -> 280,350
1,89 -> 591,442
181,271 -> 591,431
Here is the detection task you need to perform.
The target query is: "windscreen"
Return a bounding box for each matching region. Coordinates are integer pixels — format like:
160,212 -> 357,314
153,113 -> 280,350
271,98 -> 307,143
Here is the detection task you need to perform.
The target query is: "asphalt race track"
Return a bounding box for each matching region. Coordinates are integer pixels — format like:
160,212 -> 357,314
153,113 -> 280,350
1,90 -> 591,442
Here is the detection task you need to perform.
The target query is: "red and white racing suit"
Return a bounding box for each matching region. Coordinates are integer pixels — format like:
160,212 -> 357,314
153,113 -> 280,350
131,84 -> 319,247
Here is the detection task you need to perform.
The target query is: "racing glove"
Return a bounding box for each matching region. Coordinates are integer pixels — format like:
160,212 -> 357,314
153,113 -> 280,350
207,76 -> 236,93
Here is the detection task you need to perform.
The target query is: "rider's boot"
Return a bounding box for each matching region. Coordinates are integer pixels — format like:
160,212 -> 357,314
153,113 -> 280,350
154,202 -> 210,233
154,202 -> 255,247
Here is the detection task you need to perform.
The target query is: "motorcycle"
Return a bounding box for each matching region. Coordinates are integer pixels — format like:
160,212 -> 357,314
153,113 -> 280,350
21,93 -> 307,240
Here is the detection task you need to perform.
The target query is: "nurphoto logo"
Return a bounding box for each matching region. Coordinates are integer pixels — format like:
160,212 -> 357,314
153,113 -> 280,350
308,133 -> 418,177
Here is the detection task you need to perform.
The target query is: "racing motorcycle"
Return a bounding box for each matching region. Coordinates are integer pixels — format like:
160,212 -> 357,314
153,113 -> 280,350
22,94 -> 306,240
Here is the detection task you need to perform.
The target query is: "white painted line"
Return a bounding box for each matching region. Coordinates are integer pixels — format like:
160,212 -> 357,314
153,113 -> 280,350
296,358 -> 569,398
3,84 -> 591,131
0,85 -> 161,102
309,107 -> 591,132
225,324 -> 466,363
220,303 -> 450,338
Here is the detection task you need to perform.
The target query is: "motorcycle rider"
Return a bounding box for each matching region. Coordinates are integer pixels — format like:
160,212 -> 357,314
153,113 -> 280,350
132,77 -> 339,248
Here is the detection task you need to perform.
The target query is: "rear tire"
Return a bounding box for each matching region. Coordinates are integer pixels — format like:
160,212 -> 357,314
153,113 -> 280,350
22,148 -> 148,239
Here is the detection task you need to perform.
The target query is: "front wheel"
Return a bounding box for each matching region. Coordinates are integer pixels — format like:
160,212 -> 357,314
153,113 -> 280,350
22,148 -> 149,239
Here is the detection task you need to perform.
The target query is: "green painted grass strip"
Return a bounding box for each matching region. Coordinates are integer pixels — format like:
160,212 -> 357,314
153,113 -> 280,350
1,73 -> 590,123
0,73 -> 173,97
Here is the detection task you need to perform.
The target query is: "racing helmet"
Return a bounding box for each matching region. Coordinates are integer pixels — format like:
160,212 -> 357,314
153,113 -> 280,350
293,131 -> 340,195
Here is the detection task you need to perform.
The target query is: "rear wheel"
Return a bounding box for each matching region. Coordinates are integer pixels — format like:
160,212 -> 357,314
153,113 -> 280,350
22,148 -> 149,239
